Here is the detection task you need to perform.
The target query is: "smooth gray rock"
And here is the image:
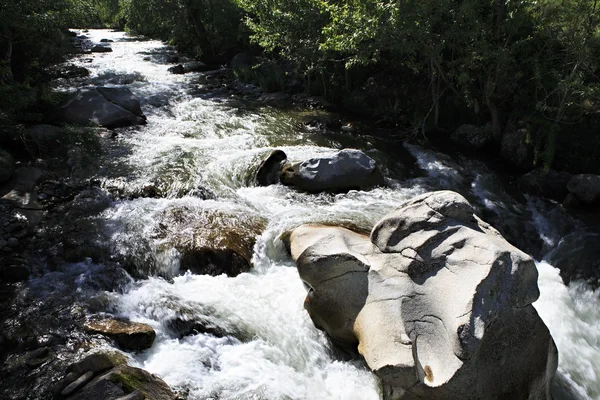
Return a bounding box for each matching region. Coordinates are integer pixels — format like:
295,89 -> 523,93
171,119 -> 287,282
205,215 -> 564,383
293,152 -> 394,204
290,190 -> 557,399
281,149 -> 384,193
451,124 -> 492,150
567,174 -> 600,205
54,87 -> 146,128
0,149 -> 15,182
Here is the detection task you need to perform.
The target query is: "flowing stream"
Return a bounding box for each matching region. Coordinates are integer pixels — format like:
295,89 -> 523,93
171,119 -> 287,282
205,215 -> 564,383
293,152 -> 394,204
50,30 -> 600,399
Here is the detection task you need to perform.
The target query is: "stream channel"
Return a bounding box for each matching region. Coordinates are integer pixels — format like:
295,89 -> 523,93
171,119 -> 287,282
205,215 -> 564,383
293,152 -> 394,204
16,30 -> 600,400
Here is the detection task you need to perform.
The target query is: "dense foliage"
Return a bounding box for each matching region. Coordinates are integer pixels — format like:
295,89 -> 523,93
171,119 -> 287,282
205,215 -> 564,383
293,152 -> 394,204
0,0 -> 598,171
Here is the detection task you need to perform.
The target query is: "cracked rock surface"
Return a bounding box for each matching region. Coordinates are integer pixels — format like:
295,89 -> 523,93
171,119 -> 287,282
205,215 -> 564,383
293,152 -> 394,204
290,190 -> 557,400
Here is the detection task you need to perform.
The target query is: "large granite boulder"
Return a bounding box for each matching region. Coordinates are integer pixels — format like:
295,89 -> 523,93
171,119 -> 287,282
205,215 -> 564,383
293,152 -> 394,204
290,191 -> 557,399
52,87 -> 146,129
280,149 -> 384,193
155,206 -> 266,277
567,174 -> 600,205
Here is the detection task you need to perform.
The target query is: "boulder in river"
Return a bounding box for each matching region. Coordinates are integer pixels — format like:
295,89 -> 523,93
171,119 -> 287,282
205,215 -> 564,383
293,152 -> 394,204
567,174 -> 600,205
91,45 -> 113,53
156,206 -> 266,277
518,168 -> 572,201
290,190 -> 557,399
451,124 -> 492,150
0,149 -> 15,182
84,317 -> 156,351
280,149 -> 384,193
52,87 -> 147,129
167,64 -> 185,75
255,149 -> 288,186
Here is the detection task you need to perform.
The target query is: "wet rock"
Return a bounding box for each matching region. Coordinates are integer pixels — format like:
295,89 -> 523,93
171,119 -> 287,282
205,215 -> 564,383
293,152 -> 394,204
156,206 -> 266,277
68,187 -> 112,217
255,149 -> 287,186
518,168 -> 572,201
451,124 -> 492,150
0,149 -> 15,182
66,364 -> 176,400
24,346 -> 52,369
92,45 -> 113,53
68,351 -> 128,375
167,64 -> 184,75
290,190 -> 557,399
501,127 -> 533,170
84,318 -> 156,351
183,61 -> 215,73
167,317 -> 231,339
280,149 -> 384,193
547,233 -> 600,287
62,371 -> 95,397
100,39 -> 114,43
567,174 -> 600,206
51,87 -> 146,129
166,55 -> 179,64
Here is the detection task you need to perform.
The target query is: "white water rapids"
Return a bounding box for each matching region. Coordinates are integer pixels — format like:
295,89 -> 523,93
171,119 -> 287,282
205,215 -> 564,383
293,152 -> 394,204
60,30 -> 600,399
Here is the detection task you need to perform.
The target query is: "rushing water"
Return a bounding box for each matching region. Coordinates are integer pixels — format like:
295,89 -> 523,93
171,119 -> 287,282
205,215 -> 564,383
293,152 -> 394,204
54,30 -> 600,399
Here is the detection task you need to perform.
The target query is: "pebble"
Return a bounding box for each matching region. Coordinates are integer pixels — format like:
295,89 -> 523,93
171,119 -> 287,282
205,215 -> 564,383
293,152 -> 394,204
7,238 -> 19,247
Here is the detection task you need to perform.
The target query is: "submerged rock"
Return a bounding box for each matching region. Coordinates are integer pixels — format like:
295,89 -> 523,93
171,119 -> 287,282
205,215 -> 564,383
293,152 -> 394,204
156,206 -> 266,277
280,149 -> 384,193
84,318 -> 156,351
290,190 -> 557,399
51,87 -> 146,129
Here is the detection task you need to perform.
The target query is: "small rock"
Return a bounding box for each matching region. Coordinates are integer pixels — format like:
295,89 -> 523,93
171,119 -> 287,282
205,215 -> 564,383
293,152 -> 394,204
7,237 -> 18,247
84,318 -> 156,351
91,45 -> 113,53
168,64 -> 185,74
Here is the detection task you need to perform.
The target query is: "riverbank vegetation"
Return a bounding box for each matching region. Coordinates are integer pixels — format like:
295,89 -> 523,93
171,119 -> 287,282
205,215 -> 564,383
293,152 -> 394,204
1,0 -> 599,172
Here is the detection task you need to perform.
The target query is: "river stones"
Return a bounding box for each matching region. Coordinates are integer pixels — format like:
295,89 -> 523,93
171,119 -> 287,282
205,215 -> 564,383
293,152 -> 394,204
290,190 -> 557,399
51,87 -> 146,129
84,318 -> 156,351
280,149 -> 384,193
255,149 -> 288,186
156,206 -> 266,277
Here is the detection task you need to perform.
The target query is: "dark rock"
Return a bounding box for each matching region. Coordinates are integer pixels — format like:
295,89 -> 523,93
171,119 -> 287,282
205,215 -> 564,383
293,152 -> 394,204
501,128 -> 533,170
52,87 -> 146,129
451,124 -> 492,150
562,193 -> 581,208
258,92 -> 290,107
0,149 -> 15,182
91,45 -> 113,53
231,52 -> 255,71
7,237 -> 18,247
156,207 -> 266,277
183,61 -> 215,73
66,364 -> 176,400
567,174 -> 600,205
166,55 -> 179,64
255,149 -> 287,186
24,347 -> 52,369
518,168 -> 572,201
100,39 -> 114,43
68,351 -> 128,375
280,149 -> 385,193
548,233 -> 600,286
62,371 -> 94,397
68,187 -> 112,217
84,318 -> 156,351
167,65 -> 185,75
1,265 -> 30,282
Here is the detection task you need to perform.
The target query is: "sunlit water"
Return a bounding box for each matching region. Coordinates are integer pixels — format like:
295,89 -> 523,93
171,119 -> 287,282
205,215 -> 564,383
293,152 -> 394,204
56,30 -> 600,399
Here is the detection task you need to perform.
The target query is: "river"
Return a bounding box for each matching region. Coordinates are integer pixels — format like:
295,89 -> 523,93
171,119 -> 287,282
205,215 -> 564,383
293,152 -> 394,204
46,30 -> 600,399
